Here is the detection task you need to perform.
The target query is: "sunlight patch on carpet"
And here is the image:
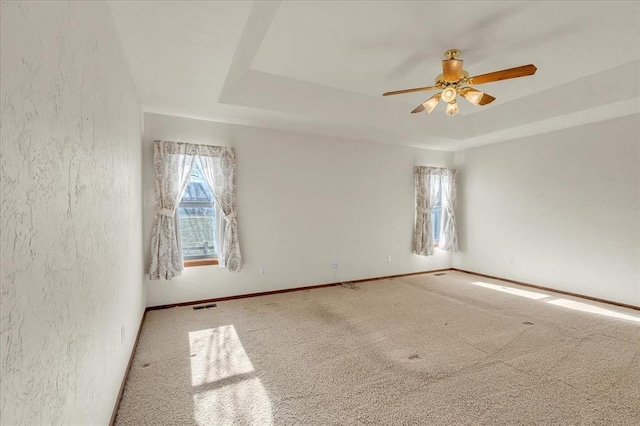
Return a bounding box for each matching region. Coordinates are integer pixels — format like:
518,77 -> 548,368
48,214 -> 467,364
189,325 -> 273,425
189,325 -> 255,385
471,281 -> 551,300
547,299 -> 640,323
192,377 -> 273,426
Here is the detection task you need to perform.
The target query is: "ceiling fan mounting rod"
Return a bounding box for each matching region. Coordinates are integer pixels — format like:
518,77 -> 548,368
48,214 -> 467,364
444,49 -> 460,60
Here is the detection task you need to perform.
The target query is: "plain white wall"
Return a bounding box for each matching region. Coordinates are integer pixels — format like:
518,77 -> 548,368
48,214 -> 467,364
1,2 -> 145,424
143,113 -> 453,307
453,114 -> 640,306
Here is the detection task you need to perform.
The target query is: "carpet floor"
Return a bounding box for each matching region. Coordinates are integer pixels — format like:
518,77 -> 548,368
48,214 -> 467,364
115,271 -> 640,425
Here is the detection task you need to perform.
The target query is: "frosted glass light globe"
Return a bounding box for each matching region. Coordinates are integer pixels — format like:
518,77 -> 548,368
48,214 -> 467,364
441,87 -> 457,103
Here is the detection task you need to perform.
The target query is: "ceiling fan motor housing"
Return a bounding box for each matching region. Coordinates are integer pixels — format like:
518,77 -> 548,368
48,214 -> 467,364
442,59 -> 464,82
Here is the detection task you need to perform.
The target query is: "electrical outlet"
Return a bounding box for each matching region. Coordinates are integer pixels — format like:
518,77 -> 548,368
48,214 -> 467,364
121,325 -> 125,345
510,257 -> 515,265
387,255 -> 392,263
332,260 -> 338,268
260,266 -> 265,275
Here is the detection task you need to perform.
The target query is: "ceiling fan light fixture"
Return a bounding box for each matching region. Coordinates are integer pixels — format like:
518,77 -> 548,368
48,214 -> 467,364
441,86 -> 457,103
446,100 -> 459,116
423,93 -> 441,114
461,88 -> 484,105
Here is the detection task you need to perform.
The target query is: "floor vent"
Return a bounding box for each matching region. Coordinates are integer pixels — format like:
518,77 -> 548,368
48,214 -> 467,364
434,273 -> 446,276
193,303 -> 217,310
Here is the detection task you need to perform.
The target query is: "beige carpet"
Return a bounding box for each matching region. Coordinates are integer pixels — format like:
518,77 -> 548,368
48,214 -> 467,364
115,271 -> 640,425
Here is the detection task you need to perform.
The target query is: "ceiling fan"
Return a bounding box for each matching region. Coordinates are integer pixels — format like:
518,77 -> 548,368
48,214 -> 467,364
382,49 -> 537,116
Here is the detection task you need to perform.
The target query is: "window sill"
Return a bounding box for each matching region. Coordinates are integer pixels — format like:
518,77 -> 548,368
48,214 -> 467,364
184,259 -> 219,268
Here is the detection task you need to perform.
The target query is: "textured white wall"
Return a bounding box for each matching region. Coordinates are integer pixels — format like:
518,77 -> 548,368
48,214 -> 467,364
1,2 -> 144,424
453,115 -> 640,306
142,113 -> 453,307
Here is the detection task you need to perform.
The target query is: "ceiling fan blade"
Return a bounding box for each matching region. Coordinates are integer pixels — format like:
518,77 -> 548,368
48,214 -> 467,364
382,85 -> 438,96
442,59 -> 464,82
477,93 -> 496,106
467,64 -> 537,85
411,104 -> 426,114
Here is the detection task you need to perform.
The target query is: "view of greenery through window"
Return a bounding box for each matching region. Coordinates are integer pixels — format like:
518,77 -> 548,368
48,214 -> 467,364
177,158 -> 217,260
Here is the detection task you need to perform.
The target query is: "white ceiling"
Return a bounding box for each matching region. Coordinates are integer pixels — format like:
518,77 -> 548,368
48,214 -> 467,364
108,1 -> 640,151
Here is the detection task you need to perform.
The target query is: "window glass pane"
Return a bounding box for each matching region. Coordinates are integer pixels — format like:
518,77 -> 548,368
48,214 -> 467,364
179,205 -> 216,258
177,158 -> 217,260
182,158 -> 213,202
431,207 -> 441,242
182,181 -> 213,202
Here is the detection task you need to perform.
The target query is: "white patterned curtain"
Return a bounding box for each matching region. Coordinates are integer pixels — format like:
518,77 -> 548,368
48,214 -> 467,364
439,169 -> 458,252
198,145 -> 243,272
148,141 -> 197,280
414,166 -> 436,255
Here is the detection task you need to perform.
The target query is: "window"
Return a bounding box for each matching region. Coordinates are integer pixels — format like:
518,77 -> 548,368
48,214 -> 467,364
413,165 -> 458,256
176,157 -> 218,267
431,174 -> 442,245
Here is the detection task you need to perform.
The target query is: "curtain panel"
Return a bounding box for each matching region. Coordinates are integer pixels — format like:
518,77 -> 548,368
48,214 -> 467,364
439,168 -> 458,253
198,145 -> 243,272
148,141 -> 197,280
413,166 -> 458,256
148,141 -> 243,280
414,166 -> 435,255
